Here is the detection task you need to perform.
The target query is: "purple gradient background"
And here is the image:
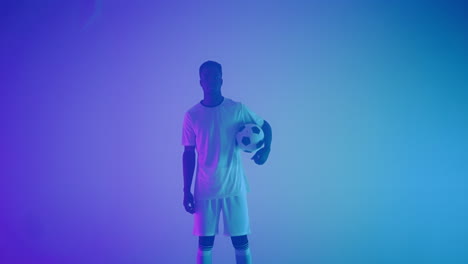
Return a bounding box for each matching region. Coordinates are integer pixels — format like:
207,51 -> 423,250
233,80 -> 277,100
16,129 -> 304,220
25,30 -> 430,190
1,1 -> 467,263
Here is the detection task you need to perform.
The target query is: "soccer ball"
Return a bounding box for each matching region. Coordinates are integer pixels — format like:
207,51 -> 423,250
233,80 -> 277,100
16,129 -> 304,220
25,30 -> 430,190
236,123 -> 265,153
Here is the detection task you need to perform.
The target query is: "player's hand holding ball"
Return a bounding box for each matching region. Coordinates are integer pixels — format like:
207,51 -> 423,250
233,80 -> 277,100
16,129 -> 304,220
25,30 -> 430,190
251,146 -> 270,165
236,123 -> 270,165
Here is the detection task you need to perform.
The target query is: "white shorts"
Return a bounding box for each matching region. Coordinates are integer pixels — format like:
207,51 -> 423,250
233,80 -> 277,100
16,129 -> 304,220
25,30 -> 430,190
193,194 -> 251,237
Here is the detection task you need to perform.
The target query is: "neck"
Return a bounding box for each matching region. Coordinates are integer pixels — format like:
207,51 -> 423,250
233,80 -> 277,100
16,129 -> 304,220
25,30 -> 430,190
202,93 -> 224,107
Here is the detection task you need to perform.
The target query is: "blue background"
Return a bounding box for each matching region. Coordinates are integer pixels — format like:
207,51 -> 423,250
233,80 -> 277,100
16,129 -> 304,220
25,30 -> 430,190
1,0 -> 467,263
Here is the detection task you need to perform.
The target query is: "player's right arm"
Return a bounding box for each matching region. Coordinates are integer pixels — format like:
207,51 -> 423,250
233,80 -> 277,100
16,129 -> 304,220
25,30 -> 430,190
182,145 -> 196,214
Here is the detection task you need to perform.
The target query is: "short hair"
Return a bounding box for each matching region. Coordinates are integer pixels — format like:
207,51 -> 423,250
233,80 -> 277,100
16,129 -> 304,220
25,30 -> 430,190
199,60 -> 222,78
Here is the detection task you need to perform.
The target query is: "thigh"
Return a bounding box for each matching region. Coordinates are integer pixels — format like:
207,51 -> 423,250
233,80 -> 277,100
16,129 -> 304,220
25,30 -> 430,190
193,198 -> 222,236
221,194 -> 251,236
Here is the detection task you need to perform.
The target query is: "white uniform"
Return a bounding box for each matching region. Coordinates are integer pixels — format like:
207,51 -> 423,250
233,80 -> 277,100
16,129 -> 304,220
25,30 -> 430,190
182,97 -> 264,236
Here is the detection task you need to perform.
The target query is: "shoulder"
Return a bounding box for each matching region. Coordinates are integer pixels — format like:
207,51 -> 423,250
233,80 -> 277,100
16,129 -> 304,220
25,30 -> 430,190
185,101 -> 203,117
224,97 -> 238,105
227,98 -> 251,109
224,97 -> 243,110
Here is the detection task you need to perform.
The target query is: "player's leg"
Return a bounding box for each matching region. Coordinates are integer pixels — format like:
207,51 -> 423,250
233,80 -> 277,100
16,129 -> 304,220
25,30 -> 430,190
198,235 -> 215,264
231,235 -> 251,264
193,198 -> 221,264
222,194 -> 252,264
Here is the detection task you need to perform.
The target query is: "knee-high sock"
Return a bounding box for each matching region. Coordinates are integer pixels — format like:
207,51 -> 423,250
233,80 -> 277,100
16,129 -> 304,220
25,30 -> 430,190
197,249 -> 212,264
235,248 -> 252,264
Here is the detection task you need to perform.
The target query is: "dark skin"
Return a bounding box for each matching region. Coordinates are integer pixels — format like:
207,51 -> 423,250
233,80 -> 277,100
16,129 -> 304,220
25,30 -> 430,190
183,67 -> 272,214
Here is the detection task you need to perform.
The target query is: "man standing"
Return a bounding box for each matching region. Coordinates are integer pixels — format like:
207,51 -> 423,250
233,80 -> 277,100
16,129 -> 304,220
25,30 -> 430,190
182,61 -> 272,264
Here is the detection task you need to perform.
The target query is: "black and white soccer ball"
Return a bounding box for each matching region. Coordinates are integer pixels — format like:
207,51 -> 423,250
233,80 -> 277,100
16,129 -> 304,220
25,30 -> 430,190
236,123 -> 265,153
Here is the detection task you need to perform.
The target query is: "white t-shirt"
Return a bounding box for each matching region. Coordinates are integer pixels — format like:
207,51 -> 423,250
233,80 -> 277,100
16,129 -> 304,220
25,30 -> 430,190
182,97 -> 265,200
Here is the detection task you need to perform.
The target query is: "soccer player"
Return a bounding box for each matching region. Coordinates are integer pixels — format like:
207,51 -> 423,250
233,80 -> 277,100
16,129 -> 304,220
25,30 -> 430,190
182,61 -> 272,264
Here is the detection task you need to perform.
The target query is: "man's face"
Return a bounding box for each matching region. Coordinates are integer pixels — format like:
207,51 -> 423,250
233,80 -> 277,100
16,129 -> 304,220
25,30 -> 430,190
200,68 -> 223,94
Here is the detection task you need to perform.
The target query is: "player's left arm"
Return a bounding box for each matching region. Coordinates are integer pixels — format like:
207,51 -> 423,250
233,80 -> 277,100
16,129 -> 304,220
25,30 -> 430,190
251,120 -> 272,165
